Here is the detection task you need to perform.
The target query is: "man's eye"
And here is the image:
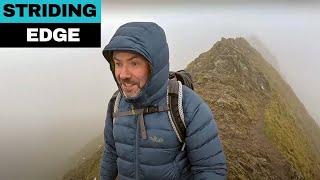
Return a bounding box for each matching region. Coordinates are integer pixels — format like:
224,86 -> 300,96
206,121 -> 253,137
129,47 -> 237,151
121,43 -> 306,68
115,62 -> 122,67
131,61 -> 138,66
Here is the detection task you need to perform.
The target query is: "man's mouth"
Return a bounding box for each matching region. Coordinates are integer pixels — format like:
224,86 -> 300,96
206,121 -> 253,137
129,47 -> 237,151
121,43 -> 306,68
121,82 -> 135,92
123,83 -> 133,87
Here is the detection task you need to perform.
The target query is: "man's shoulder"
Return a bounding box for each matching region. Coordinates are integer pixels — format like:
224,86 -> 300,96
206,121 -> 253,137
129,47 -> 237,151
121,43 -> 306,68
181,85 -> 205,112
180,85 -> 215,128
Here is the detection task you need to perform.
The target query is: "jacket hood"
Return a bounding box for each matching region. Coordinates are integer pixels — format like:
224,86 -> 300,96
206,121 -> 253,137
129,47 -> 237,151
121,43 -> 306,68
102,22 -> 169,107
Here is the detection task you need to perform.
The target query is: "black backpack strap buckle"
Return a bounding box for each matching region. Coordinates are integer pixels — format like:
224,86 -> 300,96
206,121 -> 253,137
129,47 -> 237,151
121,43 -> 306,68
144,106 -> 158,114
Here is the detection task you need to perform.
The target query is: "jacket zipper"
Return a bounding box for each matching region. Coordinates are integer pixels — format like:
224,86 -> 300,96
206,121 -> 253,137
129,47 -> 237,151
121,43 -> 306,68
135,111 -> 140,180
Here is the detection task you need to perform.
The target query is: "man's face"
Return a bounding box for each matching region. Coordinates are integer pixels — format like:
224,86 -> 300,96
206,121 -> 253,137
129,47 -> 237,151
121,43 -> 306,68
113,51 -> 151,98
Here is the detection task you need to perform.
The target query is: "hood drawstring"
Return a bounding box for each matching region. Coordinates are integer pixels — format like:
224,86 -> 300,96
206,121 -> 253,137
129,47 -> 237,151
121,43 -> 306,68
139,114 -> 147,139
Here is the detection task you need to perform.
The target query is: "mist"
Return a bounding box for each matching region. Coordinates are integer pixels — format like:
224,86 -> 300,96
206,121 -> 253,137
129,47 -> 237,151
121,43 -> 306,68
0,49 -> 115,179
1,2 -> 319,179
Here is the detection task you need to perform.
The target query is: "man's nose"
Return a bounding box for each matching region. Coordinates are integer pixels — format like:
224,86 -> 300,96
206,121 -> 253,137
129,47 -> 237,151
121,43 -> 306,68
119,65 -> 131,79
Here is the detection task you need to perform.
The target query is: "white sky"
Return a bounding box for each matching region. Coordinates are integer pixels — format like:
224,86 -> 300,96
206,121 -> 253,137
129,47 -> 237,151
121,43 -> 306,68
0,2 -> 319,179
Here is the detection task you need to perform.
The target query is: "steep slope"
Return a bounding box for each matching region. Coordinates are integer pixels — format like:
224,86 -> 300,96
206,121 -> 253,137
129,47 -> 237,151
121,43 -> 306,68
62,135 -> 103,180
62,37 -> 320,180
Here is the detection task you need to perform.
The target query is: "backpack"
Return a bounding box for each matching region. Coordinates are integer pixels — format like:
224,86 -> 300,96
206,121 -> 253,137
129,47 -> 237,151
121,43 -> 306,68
109,70 -> 194,150
169,70 -> 194,91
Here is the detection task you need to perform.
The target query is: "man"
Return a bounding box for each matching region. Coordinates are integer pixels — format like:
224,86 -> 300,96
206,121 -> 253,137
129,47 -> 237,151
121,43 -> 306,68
100,22 -> 227,180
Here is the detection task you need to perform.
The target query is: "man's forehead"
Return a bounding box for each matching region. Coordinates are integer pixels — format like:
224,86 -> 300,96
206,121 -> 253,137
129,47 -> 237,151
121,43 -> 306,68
113,50 -> 147,61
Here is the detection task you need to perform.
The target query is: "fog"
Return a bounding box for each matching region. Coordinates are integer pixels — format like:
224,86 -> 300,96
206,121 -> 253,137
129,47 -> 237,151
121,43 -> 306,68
0,2 -> 319,179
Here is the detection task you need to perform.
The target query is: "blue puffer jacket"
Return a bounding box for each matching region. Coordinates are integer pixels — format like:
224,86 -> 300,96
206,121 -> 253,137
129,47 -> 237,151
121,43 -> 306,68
100,22 -> 227,180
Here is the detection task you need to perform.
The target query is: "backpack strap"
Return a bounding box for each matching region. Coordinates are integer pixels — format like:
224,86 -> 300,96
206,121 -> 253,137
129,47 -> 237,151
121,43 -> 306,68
168,80 -> 186,147
113,106 -> 170,117
109,90 -> 121,122
113,105 -> 170,140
